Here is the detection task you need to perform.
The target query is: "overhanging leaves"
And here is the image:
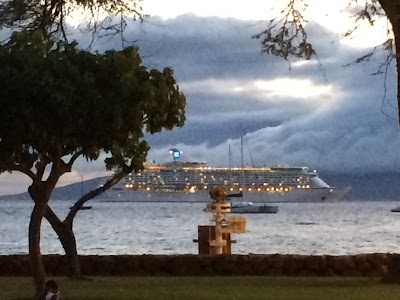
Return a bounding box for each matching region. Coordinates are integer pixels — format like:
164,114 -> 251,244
0,31 -> 186,177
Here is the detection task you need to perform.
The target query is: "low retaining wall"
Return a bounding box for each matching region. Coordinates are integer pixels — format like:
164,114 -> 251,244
0,254 -> 396,277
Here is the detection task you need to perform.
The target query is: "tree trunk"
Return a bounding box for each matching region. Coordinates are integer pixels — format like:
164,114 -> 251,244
57,222 -> 81,278
43,172 -> 128,278
395,26 -> 400,123
28,165 -> 64,299
45,206 -> 81,278
392,12 -> 400,123
378,0 -> 400,122
378,0 -> 400,279
29,201 -> 47,300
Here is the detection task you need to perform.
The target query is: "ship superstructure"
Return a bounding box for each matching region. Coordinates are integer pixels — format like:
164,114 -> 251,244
124,161 -> 327,194
119,148 -> 350,203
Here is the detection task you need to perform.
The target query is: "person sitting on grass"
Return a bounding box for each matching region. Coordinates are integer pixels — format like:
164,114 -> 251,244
43,280 -> 61,300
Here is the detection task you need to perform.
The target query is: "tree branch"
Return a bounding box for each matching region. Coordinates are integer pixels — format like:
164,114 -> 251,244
35,159 -> 48,181
11,164 -> 35,180
343,38 -> 395,119
253,0 -> 314,60
67,149 -> 84,168
65,170 -> 127,223
44,204 -> 64,232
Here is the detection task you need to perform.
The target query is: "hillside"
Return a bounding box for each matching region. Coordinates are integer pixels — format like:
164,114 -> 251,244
0,176 -> 108,201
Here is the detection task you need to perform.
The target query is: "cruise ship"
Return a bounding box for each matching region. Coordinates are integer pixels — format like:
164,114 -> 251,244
120,152 -> 350,203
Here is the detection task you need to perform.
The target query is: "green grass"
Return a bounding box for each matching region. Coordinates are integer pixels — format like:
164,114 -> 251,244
2,276 -> 400,300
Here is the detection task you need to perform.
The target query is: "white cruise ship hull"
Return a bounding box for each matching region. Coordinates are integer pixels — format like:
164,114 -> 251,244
237,186 -> 351,203
99,185 -> 351,203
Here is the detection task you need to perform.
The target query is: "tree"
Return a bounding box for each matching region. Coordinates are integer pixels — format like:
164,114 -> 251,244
0,31 -> 185,299
253,0 -> 400,120
44,173 -> 138,278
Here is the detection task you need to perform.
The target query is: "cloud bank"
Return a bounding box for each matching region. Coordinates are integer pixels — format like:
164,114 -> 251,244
1,13 -> 399,195
113,14 -> 399,174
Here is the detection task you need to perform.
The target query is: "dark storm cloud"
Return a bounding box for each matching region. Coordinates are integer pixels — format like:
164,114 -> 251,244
91,14 -> 397,174
1,12 -> 398,195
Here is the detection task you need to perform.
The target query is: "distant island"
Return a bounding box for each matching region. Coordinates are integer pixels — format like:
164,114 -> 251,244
0,176 -> 107,201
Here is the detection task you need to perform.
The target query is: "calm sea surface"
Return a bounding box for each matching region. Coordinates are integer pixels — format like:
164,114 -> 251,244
2,197 -> 400,256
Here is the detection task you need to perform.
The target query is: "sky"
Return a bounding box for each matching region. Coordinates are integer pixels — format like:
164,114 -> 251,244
1,0 -> 399,195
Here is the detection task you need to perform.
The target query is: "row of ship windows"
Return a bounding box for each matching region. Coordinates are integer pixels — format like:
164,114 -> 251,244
127,178 -> 309,186
125,184 -> 311,190
128,176 -> 310,182
131,174 -> 307,180
129,180 -> 309,186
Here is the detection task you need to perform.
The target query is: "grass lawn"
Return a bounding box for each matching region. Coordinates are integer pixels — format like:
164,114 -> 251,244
2,276 -> 400,300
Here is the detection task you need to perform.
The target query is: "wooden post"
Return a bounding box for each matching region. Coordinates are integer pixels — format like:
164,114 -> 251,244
195,186 -> 245,255
197,225 -> 232,254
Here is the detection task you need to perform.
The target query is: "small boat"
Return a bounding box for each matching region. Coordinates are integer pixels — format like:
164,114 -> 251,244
230,201 -> 278,214
69,205 -> 92,210
80,206 -> 92,210
227,192 -> 278,214
391,207 -> 400,213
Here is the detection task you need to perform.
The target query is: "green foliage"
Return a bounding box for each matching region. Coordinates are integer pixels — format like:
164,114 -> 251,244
2,276 -> 400,300
0,31 -> 186,176
0,0 -> 146,40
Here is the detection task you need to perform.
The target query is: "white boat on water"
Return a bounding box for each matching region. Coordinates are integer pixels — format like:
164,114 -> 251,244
227,191 -> 278,214
118,161 -> 350,203
103,165 -> 350,203
100,145 -> 351,203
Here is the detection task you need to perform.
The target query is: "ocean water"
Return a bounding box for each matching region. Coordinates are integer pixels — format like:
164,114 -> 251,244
1,198 -> 400,256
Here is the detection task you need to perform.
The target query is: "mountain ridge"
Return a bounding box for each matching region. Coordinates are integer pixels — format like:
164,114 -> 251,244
0,176 -> 107,201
